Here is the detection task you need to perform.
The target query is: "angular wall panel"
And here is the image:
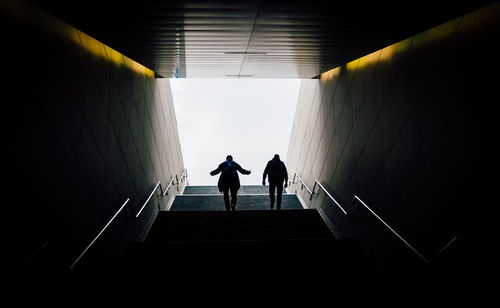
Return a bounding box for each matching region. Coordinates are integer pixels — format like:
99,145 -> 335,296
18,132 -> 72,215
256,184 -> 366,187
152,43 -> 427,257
1,1 -> 185,278
286,3 -> 499,273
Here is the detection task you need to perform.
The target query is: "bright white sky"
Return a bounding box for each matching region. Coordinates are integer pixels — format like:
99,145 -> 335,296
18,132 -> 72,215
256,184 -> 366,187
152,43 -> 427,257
170,78 -> 301,186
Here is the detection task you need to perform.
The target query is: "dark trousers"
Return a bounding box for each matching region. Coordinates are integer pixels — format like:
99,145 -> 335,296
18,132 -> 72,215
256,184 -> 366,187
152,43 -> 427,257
269,182 -> 284,209
222,187 -> 238,211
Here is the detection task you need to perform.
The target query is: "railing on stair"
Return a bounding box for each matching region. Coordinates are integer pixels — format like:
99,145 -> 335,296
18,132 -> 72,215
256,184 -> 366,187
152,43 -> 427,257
290,173 -> 461,264
163,174 -> 178,197
293,173 -> 313,196
136,181 -> 161,218
71,198 -> 130,269
70,169 -> 188,270
136,170 -> 187,217
179,169 -> 188,185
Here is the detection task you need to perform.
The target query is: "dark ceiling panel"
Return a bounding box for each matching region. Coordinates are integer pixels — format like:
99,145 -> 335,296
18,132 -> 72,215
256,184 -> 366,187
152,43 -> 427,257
29,0 -> 495,78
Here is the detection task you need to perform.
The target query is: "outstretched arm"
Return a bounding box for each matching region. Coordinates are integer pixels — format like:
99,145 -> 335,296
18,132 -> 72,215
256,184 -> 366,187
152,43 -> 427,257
236,163 -> 251,175
210,164 -> 223,176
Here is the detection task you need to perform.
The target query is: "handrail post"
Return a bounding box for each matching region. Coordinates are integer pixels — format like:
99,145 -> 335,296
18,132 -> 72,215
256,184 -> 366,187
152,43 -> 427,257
158,182 -> 164,196
314,180 -> 347,214
310,181 -> 317,200
348,196 -> 358,213
295,174 -> 313,196
163,170 -> 187,196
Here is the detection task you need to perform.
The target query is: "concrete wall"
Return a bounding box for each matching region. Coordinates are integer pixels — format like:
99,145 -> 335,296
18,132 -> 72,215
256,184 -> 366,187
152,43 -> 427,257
1,1 -> 185,278
286,3 -> 499,272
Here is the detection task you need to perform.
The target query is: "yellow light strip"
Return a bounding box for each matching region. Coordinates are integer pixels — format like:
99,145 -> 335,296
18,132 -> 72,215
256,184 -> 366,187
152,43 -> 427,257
319,8 -> 466,77
1,0 -> 157,79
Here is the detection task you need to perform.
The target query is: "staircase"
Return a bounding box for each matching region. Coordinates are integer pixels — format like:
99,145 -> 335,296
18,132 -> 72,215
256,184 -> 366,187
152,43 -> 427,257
171,185 -> 303,210
182,184 -> 275,195
113,186 -> 379,293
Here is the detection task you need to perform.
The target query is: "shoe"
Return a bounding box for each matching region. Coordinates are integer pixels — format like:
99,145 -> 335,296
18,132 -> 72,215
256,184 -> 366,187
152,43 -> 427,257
270,204 -> 274,210
231,202 -> 236,211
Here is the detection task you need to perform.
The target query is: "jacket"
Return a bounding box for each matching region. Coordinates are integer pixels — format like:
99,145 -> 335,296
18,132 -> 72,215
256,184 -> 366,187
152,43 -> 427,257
210,160 -> 251,192
263,157 -> 288,184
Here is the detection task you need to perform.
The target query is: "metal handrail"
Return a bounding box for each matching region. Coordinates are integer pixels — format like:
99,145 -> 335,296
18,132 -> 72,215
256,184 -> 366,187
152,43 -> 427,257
163,169 -> 189,196
352,195 -> 428,262
428,236 -> 460,263
136,181 -> 161,218
70,170 -> 188,269
71,198 -> 130,269
163,173 -> 178,196
307,178 -> 460,264
15,241 -> 50,277
313,180 -> 347,214
179,169 -> 188,183
137,170 -> 188,215
291,173 -> 313,195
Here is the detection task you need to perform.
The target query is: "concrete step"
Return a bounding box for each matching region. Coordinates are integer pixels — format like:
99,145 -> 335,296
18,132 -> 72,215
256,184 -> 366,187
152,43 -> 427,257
183,185 -> 281,195
145,209 -> 334,242
114,238 -> 378,290
170,194 -> 303,211
110,195 -> 380,295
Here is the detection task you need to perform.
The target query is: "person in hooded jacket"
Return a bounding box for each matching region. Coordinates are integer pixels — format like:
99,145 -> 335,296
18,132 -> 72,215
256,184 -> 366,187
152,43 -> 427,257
262,154 -> 288,209
210,155 -> 251,211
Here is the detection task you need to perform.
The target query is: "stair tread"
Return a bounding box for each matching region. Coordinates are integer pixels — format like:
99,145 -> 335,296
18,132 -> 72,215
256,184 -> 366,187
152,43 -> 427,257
115,238 -> 378,283
110,187 -> 380,288
170,194 -> 303,211
145,209 -> 334,242
121,238 -> 365,265
183,185 -> 279,195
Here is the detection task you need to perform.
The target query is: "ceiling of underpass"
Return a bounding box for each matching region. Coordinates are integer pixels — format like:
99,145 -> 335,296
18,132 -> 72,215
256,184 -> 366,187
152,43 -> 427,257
31,0 -> 495,78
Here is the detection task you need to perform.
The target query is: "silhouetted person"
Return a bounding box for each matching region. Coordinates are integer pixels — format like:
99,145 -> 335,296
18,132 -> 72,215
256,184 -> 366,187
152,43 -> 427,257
210,155 -> 251,211
262,154 -> 288,209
